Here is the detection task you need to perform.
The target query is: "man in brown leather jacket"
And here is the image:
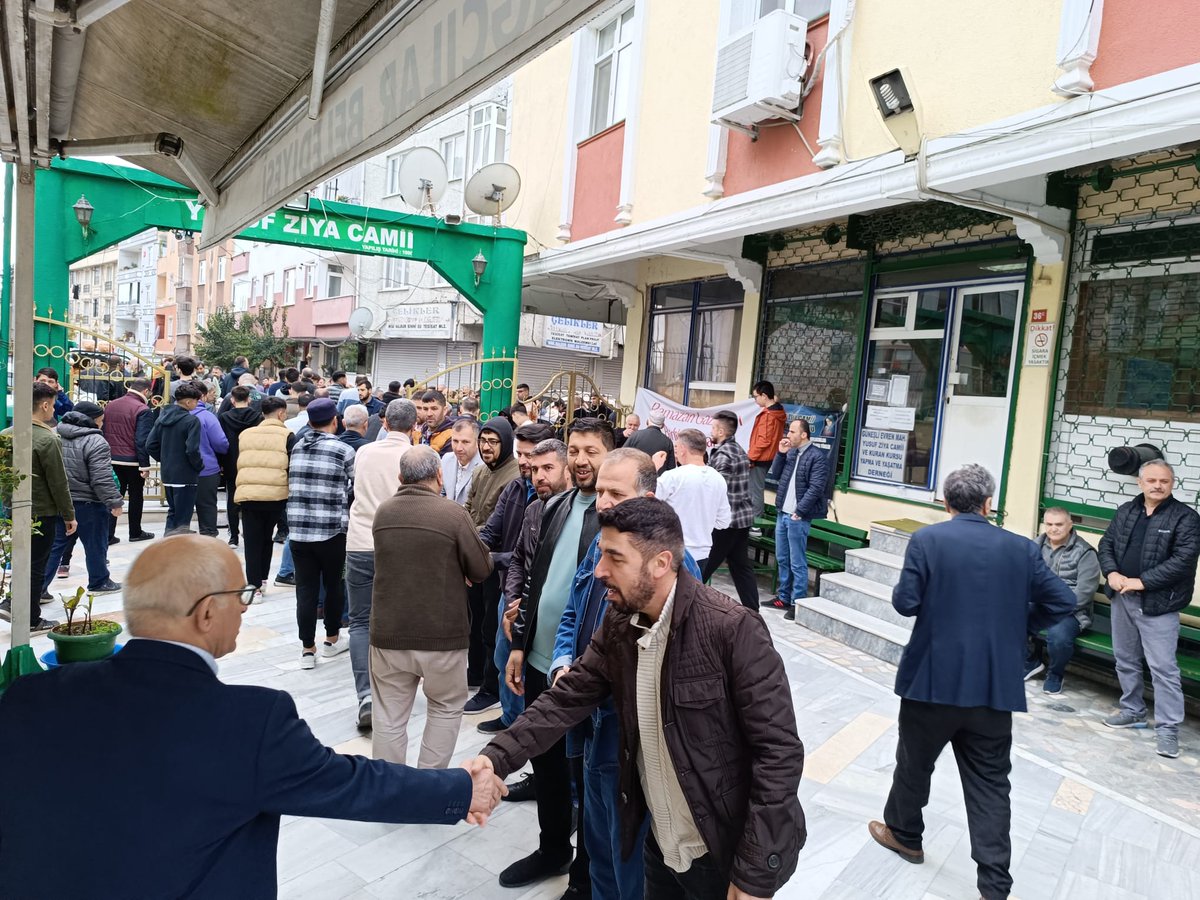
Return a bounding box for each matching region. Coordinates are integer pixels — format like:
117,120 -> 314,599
473,497 -> 805,900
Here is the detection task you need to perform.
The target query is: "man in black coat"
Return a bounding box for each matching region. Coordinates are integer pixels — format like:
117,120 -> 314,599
1097,459 -> 1200,759
219,386 -> 264,547
869,464 -> 1074,900
622,411 -> 675,471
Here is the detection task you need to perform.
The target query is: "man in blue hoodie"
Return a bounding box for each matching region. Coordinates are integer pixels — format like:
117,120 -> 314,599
191,395 -> 230,538
147,382 -> 204,535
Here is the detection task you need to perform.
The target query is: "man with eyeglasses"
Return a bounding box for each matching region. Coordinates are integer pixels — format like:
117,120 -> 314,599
0,535 -> 507,899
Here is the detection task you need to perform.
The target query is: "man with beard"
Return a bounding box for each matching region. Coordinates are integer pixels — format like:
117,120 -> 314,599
549,449 -> 702,899
475,498 -> 805,900
464,417 -> 520,710
473,422 -> 557,721
495,418 -> 614,895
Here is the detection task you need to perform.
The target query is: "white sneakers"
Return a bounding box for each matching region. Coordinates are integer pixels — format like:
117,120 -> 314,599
321,635 -> 350,658
300,635 -> 349,669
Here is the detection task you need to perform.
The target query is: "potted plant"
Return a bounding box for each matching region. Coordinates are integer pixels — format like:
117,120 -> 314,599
47,587 -> 123,664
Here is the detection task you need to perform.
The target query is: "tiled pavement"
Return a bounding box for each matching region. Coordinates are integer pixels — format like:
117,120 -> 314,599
6,507 -> 1200,899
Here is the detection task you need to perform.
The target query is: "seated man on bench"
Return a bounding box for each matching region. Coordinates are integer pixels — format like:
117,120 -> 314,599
1025,507 -> 1100,694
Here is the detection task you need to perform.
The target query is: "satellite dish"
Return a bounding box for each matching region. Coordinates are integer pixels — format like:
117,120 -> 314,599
464,163 -> 522,224
348,307 -> 374,338
396,148 -> 448,213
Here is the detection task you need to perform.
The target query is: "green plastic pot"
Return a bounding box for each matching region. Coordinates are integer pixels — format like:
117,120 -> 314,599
47,621 -> 123,664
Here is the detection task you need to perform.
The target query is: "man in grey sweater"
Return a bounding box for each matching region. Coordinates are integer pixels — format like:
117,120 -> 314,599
369,446 -> 493,767
1026,507 -> 1101,694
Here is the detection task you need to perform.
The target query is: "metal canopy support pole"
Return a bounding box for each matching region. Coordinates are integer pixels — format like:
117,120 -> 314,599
9,167 -> 36,651
0,164 -> 13,430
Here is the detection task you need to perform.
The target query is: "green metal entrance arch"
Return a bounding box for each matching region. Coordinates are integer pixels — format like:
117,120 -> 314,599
28,158 -> 525,418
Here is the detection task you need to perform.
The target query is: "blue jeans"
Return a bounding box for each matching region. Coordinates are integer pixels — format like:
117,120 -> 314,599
1028,615 -> 1081,679
585,709 -> 647,900
43,502 -> 111,590
775,514 -> 812,604
278,540 -> 295,578
345,551 -> 375,701
494,595 -> 524,726
164,483 -> 198,533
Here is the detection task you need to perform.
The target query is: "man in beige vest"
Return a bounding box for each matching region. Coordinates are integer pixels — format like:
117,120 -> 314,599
345,399 -> 418,730
235,396 -> 295,594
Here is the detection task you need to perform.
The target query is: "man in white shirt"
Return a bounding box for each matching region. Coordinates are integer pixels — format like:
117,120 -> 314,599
653,428 -> 731,570
285,393 -> 312,435
442,418 -> 484,506
344,399 -> 418,729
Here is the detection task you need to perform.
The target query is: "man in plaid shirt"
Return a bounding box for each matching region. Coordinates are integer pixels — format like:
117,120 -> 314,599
287,398 -> 356,670
703,410 -> 761,609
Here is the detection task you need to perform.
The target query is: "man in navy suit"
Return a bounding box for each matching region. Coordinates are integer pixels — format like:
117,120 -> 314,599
0,535 -> 505,900
868,464 -> 1074,900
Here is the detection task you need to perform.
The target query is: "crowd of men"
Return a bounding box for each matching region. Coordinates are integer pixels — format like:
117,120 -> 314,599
2,363 -> 1197,900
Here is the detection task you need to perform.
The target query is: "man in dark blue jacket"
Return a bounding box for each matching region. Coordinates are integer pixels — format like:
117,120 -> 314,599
768,418 -> 828,618
147,382 -> 205,535
0,535 -> 505,900
868,464 -> 1074,900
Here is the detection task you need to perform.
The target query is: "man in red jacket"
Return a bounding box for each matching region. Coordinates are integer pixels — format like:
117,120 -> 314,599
747,381 -> 787,522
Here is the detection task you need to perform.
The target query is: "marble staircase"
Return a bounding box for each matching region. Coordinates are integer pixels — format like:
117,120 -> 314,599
795,523 -> 916,664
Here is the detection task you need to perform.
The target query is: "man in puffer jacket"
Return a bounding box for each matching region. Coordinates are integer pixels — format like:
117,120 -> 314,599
42,401 -> 123,595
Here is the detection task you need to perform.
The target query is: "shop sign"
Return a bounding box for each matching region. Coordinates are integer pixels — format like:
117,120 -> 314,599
381,302 -> 453,339
856,428 -> 909,483
1025,322 -> 1055,367
544,317 -> 603,354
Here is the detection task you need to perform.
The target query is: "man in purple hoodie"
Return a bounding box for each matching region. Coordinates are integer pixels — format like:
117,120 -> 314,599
192,398 -> 230,538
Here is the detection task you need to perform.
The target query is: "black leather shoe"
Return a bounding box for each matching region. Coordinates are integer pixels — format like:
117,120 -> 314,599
498,849 -> 572,888
559,886 -> 591,900
130,532 -> 155,542
477,716 -> 507,735
501,773 -> 535,803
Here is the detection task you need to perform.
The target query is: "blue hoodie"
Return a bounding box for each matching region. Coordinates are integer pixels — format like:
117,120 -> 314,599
191,402 -> 230,477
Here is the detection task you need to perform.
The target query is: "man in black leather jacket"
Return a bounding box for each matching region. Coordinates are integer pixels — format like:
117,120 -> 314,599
1097,459 -> 1200,758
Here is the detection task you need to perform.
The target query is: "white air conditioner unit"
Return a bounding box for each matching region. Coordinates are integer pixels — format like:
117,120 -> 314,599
712,10 -> 808,131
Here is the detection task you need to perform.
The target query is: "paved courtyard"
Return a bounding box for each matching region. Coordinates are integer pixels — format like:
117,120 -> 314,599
6,507 -> 1200,899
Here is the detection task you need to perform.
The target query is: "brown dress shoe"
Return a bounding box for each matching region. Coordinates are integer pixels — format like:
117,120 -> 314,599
868,820 -> 924,864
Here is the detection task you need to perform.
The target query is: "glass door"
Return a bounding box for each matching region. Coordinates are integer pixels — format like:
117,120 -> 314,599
851,289 -> 950,492
934,284 -> 1023,499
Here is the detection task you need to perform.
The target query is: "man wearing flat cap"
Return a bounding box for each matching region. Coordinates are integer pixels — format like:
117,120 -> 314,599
287,397 -> 356,669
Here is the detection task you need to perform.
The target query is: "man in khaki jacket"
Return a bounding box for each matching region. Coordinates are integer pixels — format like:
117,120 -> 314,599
370,446 -> 493,767
345,399 -> 418,730
234,396 -> 295,593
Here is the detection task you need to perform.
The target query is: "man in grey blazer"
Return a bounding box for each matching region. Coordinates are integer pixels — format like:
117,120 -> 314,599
442,417 -> 484,505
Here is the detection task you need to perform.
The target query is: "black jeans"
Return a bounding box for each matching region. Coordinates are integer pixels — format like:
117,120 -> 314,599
195,473 -> 220,537
884,699 -> 1013,900
702,526 -> 759,610
240,501 -> 284,588
525,666 -> 590,888
468,572 -> 502,695
30,516 -> 60,627
226,480 -> 241,542
643,835 -> 728,900
110,466 -> 145,537
291,533 -> 346,647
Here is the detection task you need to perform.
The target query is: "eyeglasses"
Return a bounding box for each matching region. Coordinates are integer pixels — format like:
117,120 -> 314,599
185,585 -> 257,616
478,436 -> 502,448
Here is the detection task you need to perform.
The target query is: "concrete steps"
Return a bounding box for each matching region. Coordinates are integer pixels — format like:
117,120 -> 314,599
794,521 -> 922,664
794,597 -> 908,665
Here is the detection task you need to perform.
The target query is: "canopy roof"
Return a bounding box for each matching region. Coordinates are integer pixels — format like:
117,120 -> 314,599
2,0 -> 616,244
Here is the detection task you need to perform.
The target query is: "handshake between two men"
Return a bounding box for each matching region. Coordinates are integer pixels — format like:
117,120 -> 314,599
460,755 -> 508,825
